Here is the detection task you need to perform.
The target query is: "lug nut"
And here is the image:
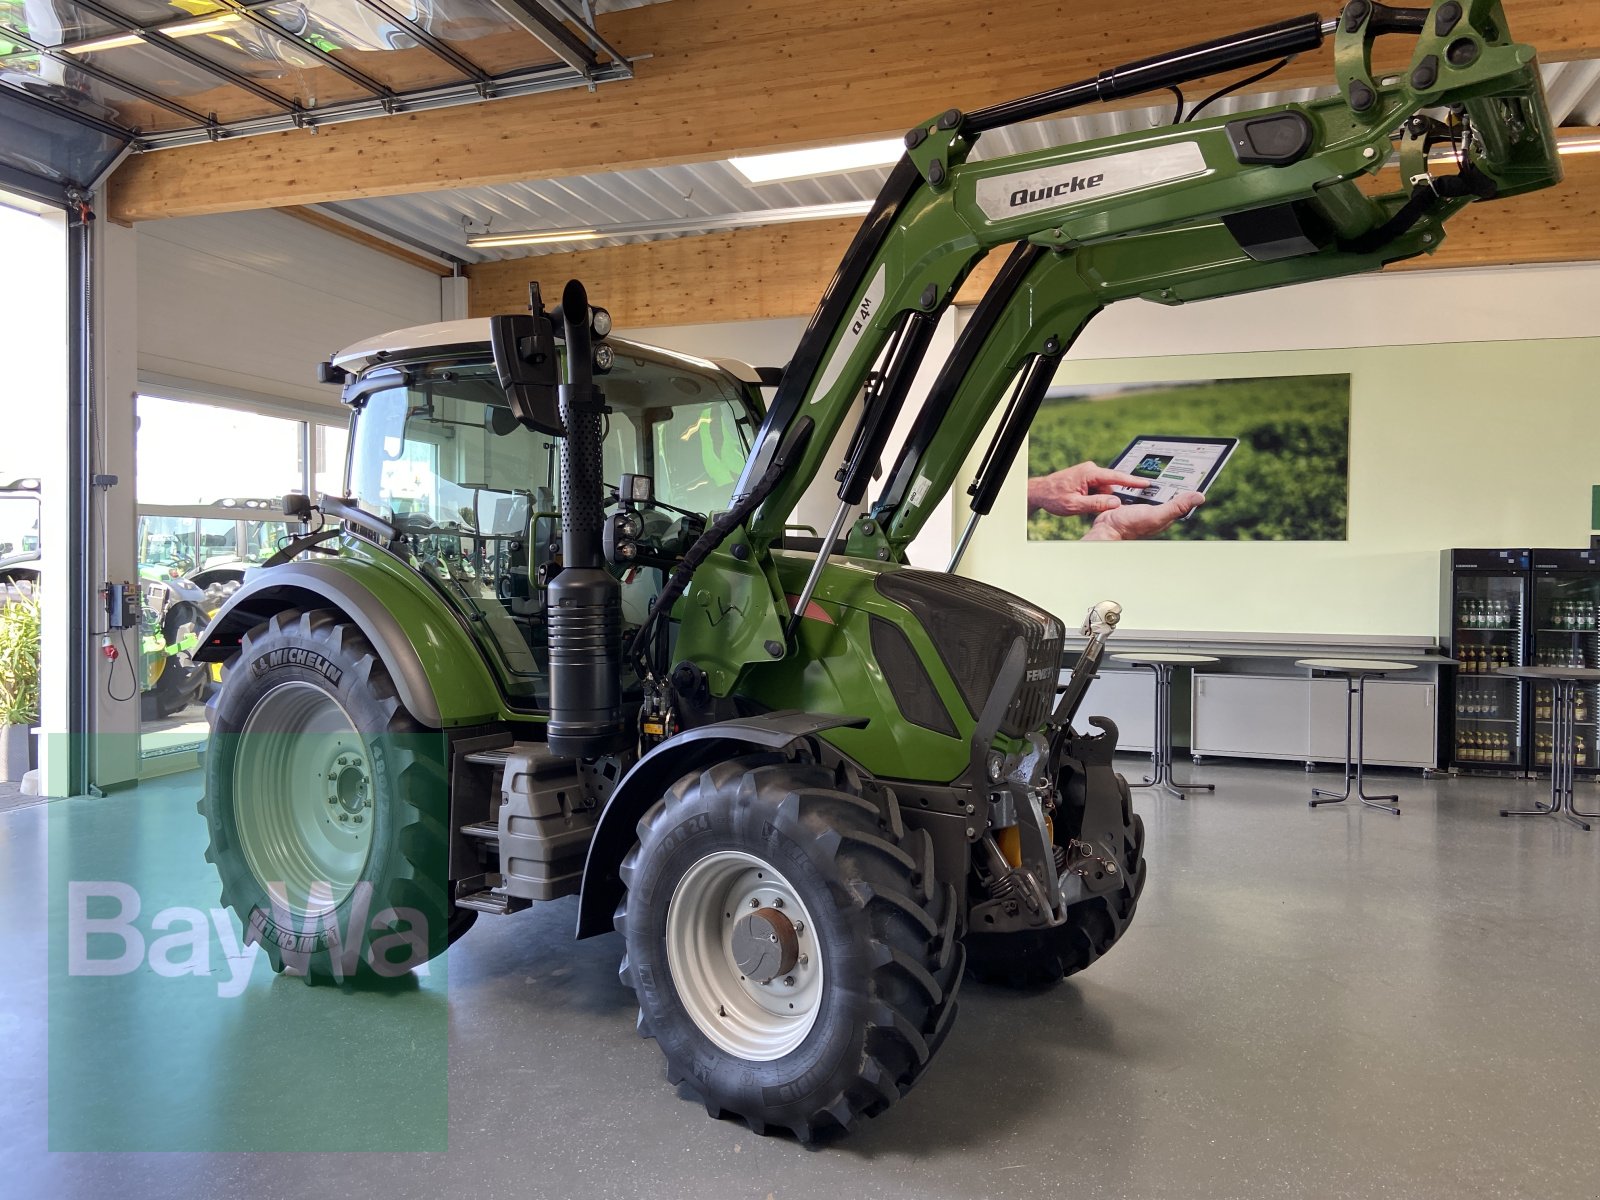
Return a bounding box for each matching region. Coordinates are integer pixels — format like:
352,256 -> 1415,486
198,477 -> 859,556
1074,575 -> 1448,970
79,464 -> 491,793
771,897 -> 784,909
783,975 -> 796,987
749,897 -> 760,908
797,954 -> 808,966
793,922 -> 805,935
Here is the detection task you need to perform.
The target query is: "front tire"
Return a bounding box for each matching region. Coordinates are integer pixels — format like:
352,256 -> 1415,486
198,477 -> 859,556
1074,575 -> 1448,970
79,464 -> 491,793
198,608 -> 464,980
617,753 -> 963,1140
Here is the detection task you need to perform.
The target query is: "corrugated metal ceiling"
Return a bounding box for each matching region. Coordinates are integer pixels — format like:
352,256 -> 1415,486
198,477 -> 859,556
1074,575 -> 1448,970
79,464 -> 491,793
327,59 -> 1600,265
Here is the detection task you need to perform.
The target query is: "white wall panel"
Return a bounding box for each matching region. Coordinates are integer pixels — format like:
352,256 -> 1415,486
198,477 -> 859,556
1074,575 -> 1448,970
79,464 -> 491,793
136,210 -> 443,408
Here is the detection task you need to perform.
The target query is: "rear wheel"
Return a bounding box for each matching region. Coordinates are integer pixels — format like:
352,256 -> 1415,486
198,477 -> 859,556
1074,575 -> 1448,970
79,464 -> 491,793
198,608 -> 468,979
617,753 -> 963,1140
964,772 -> 1147,988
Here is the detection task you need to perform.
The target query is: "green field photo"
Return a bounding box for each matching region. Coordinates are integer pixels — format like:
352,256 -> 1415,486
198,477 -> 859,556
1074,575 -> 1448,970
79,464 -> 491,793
1026,374 -> 1350,542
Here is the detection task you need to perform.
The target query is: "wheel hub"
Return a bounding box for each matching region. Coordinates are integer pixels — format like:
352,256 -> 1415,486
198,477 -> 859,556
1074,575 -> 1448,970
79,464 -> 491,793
325,751 -> 369,822
730,905 -> 799,983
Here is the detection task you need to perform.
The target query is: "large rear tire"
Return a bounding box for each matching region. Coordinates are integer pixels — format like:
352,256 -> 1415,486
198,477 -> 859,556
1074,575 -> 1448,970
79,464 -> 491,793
963,772 -> 1147,988
617,752 -> 963,1140
198,608 -> 468,980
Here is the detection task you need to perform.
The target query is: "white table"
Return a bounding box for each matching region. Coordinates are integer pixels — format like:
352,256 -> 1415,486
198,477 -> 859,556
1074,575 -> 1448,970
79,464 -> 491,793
1296,658 -> 1418,815
1111,652 -> 1218,800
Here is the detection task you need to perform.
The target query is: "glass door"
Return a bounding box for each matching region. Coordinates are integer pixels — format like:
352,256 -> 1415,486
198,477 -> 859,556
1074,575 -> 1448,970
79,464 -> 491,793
1451,570 -> 1526,770
1531,567 -> 1599,775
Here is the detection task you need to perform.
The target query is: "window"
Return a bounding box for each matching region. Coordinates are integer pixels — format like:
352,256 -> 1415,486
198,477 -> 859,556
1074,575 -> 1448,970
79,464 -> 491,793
347,350 -> 753,705
136,397 -> 304,507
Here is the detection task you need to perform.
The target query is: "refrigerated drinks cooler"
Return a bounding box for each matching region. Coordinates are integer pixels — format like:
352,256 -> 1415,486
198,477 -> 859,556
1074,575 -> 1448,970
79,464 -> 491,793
1442,549 -> 1529,773
1531,548 -> 1599,774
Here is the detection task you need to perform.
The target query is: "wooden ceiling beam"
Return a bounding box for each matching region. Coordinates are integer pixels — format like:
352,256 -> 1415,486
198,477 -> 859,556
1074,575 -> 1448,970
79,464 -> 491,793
467,144 -> 1600,327
107,0 -> 1598,222
278,206 -> 457,277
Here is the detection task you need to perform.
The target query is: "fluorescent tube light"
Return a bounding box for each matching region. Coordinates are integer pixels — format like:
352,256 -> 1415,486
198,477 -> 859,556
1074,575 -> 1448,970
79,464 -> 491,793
466,201 -> 874,251
467,230 -> 604,248
729,138 -> 904,184
61,15 -> 242,55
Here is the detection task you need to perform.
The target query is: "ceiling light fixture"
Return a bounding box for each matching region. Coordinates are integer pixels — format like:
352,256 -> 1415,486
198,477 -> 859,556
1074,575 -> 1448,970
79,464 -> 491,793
467,229 -> 605,248
465,200 -> 874,250
1557,134 -> 1600,156
61,14 -> 244,55
728,138 -> 904,184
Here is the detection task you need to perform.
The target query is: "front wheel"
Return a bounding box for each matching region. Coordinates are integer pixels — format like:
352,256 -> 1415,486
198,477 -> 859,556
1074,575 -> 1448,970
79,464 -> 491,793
617,753 -> 963,1140
197,608 -> 465,980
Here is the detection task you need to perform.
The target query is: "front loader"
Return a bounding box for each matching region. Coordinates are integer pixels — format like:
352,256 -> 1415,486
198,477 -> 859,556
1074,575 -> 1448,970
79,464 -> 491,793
195,2 -> 1560,1139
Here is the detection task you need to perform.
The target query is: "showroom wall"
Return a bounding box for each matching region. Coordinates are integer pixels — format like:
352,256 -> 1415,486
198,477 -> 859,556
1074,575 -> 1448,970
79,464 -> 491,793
954,262 -> 1600,638
135,209 -> 452,409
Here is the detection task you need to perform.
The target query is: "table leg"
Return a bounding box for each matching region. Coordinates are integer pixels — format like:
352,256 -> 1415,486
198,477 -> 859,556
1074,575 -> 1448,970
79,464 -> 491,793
1353,673 -> 1401,814
1503,677 -> 1568,822
1131,664 -> 1213,799
1311,677 -> 1355,807
1571,679 -> 1600,826
1557,681 -> 1591,831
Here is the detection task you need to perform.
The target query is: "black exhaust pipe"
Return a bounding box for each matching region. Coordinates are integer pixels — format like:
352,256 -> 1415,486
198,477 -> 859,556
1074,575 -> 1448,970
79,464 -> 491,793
546,279 -> 625,757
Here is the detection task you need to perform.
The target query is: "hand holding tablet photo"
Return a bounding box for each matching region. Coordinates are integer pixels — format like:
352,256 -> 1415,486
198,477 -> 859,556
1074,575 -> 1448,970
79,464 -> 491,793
1107,435 -> 1238,509
1024,460 -> 1162,518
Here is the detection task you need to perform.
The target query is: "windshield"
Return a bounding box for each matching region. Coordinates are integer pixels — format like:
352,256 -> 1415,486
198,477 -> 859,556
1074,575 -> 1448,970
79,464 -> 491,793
347,349 -> 754,703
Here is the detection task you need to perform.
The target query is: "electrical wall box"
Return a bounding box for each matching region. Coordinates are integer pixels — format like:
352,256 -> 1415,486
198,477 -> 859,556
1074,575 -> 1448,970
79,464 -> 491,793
103,582 -> 137,630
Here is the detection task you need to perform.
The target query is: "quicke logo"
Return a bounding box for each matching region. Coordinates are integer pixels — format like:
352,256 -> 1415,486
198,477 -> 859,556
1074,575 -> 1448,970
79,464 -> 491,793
1009,173 -> 1104,208
253,647 -> 344,686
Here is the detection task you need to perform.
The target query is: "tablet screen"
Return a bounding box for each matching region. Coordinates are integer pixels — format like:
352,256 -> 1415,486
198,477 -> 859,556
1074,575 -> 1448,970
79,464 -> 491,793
1109,437 -> 1236,505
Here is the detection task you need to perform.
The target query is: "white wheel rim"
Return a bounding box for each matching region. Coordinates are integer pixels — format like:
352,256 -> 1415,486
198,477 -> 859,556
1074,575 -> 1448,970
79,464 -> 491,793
665,850 -> 824,1061
233,681 -> 374,920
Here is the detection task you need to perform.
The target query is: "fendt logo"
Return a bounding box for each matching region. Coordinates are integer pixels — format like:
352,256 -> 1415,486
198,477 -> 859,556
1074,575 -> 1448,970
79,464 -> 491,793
1009,174 -> 1104,208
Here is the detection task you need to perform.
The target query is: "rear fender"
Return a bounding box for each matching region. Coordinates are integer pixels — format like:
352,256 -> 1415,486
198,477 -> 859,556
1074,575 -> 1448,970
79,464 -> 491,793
192,560 -> 503,727
575,711 -> 867,938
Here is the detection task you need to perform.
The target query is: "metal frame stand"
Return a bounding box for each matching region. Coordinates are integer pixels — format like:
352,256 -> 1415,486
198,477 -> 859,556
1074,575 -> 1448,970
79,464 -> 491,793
1131,662 -> 1214,801
1502,677 -> 1596,831
1310,671 -> 1400,815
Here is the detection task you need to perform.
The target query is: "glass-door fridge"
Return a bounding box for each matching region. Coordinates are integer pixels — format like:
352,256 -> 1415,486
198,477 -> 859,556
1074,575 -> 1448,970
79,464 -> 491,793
1442,549 -> 1530,773
1530,548 -> 1600,776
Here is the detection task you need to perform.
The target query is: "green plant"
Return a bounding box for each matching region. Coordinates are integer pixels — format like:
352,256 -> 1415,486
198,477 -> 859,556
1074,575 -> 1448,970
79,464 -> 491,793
0,591 -> 41,726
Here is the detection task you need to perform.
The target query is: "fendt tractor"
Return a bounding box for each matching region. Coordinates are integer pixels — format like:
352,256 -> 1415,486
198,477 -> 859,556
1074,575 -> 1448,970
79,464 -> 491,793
195,2 -> 1559,1138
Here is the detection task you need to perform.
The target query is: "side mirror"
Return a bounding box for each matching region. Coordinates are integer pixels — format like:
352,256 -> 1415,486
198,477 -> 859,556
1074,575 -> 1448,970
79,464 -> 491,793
490,308 -> 564,437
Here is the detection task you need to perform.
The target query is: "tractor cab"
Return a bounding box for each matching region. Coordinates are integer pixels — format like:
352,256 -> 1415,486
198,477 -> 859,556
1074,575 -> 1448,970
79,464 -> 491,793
329,319 -> 765,706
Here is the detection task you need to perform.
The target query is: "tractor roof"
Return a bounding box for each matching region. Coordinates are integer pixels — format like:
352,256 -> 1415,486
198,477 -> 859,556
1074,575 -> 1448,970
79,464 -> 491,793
331,318 -> 764,386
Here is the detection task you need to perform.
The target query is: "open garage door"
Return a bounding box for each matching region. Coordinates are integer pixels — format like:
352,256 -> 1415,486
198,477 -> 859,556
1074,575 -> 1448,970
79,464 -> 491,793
0,73 -> 131,207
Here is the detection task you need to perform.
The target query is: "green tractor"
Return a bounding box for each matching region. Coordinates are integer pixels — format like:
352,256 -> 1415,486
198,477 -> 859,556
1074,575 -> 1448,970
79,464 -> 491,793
195,2 -> 1559,1138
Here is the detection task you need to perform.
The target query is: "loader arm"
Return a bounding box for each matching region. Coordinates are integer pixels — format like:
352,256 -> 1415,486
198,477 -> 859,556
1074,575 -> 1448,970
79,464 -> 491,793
735,0 -> 1557,557
869,189 -> 1448,556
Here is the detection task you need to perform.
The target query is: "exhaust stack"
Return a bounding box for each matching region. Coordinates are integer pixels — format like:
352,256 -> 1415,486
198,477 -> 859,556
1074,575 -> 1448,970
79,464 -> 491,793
546,279 -> 625,757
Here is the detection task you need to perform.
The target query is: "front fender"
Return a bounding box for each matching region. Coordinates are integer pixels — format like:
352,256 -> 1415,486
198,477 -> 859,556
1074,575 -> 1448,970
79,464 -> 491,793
193,559 -> 505,727
575,711 -> 867,938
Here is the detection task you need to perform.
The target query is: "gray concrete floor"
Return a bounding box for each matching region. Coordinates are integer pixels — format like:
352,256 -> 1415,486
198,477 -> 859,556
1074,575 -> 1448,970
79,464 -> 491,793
3,759 -> 1598,1199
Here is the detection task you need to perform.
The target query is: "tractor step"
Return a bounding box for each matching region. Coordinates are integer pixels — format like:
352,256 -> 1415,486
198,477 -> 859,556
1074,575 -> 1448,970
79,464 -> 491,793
464,748 -> 512,766
460,820 -> 498,841
455,889 -> 530,915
